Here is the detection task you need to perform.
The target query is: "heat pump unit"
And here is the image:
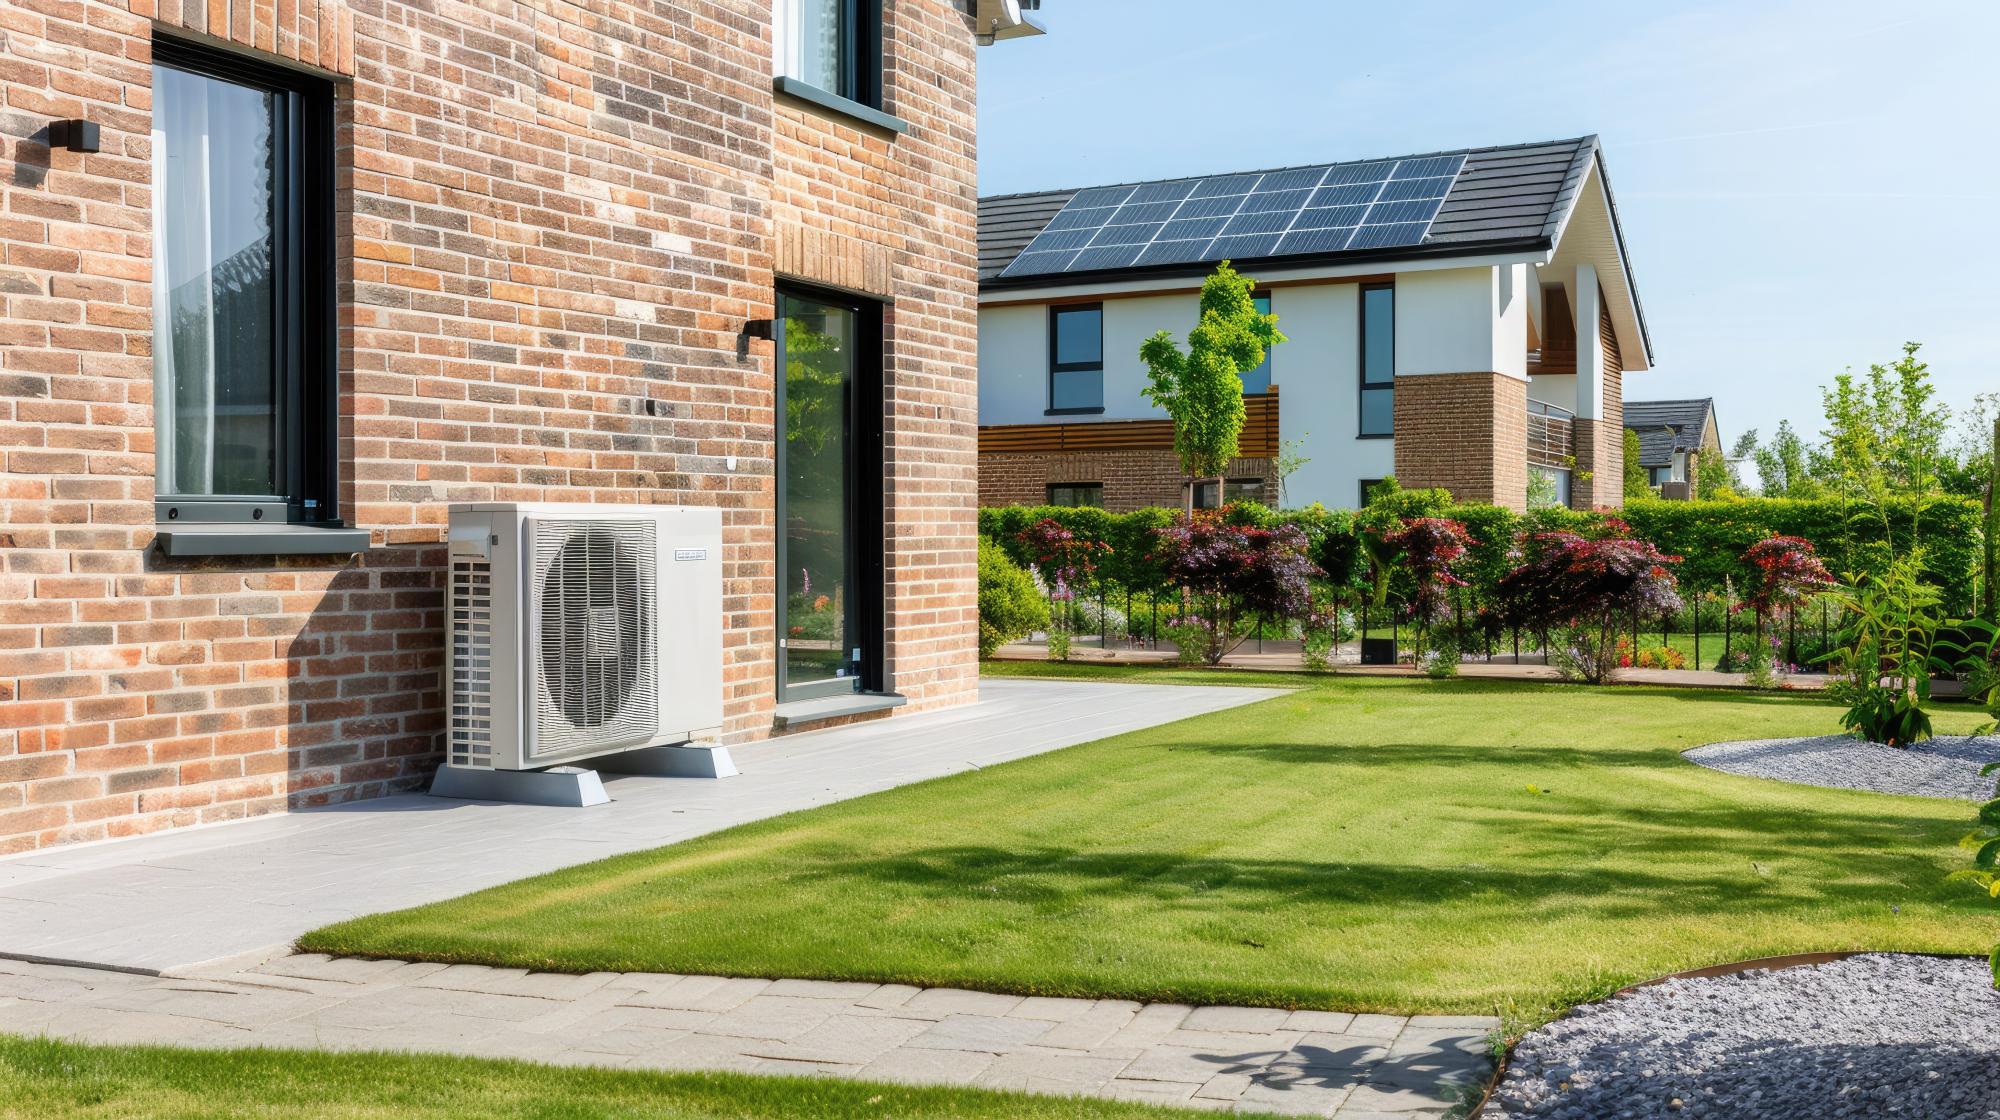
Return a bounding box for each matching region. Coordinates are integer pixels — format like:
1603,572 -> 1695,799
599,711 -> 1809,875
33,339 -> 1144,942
444,502 -> 723,774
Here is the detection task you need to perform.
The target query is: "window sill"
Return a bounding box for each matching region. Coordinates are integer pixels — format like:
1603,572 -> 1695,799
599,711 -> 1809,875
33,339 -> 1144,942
155,523 -> 371,558
1356,432 -> 1394,441
771,691 -> 907,730
1045,407 -> 1106,416
772,77 -> 907,135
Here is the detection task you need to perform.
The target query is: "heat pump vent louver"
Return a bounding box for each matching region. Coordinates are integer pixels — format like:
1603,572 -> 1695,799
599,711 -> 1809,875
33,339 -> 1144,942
531,519 -> 659,757
448,559 -> 495,767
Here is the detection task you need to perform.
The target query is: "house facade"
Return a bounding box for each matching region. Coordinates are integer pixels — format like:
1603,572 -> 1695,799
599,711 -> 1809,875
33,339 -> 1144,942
0,0 -> 1011,854
976,137 -> 1651,513
1625,398 -> 1722,500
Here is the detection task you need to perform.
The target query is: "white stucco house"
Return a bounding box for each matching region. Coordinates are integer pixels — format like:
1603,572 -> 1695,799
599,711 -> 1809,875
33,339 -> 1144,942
975,136 -> 1652,512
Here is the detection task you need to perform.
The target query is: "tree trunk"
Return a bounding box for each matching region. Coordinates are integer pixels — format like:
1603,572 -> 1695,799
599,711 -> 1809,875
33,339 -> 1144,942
1985,417 -> 1998,620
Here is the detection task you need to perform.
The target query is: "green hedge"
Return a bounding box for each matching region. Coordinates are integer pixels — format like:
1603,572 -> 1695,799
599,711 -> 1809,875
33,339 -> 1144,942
980,495 -> 1985,614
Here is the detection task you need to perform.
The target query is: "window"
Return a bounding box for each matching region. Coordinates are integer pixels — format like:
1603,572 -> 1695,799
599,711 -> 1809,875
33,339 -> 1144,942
1240,293 -> 1275,394
151,38 -> 334,528
1046,483 -> 1103,508
1193,478 -> 1264,510
776,286 -> 886,702
1358,283 -> 1394,437
1048,304 -> 1104,413
1648,466 -> 1671,486
1529,465 -> 1572,509
776,0 -> 882,109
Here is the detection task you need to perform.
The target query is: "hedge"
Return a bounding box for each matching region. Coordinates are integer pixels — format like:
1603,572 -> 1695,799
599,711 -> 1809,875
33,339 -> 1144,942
979,494 -> 1985,615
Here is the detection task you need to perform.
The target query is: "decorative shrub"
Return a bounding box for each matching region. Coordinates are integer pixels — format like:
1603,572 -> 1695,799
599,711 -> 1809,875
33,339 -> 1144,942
976,539 -> 1047,658
1151,512 -> 1318,665
1379,517 -> 1474,673
1016,517 -> 1110,662
1494,526 -> 1684,683
1821,558 -> 1943,746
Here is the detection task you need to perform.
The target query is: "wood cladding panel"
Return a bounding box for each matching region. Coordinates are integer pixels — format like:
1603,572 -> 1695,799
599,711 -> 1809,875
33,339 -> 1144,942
979,390 -> 1279,457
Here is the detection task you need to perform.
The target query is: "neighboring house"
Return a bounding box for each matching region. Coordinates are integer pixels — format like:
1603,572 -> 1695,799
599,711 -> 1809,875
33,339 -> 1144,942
1625,398 -> 1723,500
0,1 -> 1028,854
976,136 -> 1652,513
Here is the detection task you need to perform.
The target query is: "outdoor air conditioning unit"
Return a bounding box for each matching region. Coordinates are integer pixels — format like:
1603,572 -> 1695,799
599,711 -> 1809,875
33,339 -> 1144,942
433,502 -> 726,805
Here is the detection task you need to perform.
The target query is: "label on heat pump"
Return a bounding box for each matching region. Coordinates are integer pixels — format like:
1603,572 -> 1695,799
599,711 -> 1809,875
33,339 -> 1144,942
674,548 -> 708,561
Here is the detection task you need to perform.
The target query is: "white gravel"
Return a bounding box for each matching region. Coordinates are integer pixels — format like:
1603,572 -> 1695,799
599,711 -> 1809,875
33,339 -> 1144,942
1483,954 -> 2000,1119
1684,734 -> 2000,800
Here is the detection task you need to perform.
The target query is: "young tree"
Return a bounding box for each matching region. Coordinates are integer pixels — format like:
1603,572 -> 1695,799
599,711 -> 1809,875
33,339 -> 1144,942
1622,428 -> 1648,498
1752,419 -> 1819,498
1820,341 -> 1951,552
1274,435 -> 1310,508
1139,262 -> 1284,512
1726,429 -> 1759,492
1694,449 -> 1732,498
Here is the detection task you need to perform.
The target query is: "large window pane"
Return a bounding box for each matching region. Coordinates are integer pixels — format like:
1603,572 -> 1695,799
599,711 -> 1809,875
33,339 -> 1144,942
152,64 -> 280,497
795,0 -> 842,93
1053,306 -> 1102,366
1361,285 -> 1394,385
1050,369 -> 1101,411
1241,294 -> 1273,394
780,293 -> 858,696
1360,386 -> 1394,436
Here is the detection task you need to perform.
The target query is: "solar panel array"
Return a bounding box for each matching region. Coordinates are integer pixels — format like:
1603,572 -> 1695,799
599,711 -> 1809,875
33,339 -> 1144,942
998,154 -> 1468,280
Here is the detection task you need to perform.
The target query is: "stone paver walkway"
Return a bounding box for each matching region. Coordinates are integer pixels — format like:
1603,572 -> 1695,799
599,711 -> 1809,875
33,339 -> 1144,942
0,952 -> 1498,1117
0,679 -> 1285,975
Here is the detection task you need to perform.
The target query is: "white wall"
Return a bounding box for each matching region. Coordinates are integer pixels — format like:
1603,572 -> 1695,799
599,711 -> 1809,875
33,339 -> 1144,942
1394,265 -> 1526,380
977,303 -> 1054,426
1272,283 -> 1392,509
1529,373 -> 1577,414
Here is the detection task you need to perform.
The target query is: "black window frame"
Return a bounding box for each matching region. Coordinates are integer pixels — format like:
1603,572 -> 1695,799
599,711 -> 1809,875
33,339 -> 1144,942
1047,303 -> 1105,415
774,0 -> 890,122
772,280 -> 888,703
1045,482 -> 1103,508
151,35 -> 338,530
1241,291 -> 1275,395
1357,282 -> 1395,439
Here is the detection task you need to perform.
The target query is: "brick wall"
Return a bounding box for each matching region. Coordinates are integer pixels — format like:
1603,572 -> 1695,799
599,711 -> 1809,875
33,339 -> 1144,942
979,450 -> 1275,512
0,0 -> 979,853
1391,372 -> 1528,511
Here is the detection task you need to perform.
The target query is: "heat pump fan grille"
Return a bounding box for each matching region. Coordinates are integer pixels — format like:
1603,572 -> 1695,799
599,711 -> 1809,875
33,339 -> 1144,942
531,519 -> 658,756
448,558 -> 495,767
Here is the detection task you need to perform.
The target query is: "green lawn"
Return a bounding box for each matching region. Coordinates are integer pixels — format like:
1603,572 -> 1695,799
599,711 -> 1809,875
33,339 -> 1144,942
303,666 -> 1997,1032
0,1036 -> 1244,1120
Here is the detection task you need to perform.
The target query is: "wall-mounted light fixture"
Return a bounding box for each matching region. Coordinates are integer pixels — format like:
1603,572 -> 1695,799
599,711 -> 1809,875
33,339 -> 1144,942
743,319 -> 775,341
49,120 -> 100,154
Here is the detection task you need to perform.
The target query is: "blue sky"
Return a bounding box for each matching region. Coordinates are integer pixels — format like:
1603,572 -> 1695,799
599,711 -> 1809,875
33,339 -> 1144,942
976,1 -> 1999,466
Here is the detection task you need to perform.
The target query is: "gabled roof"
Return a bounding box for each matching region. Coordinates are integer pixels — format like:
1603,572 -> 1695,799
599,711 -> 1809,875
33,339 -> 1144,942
978,136 -> 1596,284
1624,399 -> 1716,467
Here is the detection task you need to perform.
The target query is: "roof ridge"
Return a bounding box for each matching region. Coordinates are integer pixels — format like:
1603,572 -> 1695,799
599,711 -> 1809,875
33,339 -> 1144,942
977,135 -> 1593,204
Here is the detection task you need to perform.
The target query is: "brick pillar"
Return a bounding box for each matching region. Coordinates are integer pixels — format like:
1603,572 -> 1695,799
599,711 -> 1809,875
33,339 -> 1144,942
1571,419 -> 1625,510
1393,372 -> 1528,511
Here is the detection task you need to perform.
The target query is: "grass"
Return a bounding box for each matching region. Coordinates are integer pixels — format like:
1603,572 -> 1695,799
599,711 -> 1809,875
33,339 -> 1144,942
303,666 -> 1998,1032
0,1035 -> 1247,1119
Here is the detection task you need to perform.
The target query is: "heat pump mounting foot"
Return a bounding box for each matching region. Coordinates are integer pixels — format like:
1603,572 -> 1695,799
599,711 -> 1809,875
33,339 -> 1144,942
427,764 -> 611,807
595,742 -> 739,779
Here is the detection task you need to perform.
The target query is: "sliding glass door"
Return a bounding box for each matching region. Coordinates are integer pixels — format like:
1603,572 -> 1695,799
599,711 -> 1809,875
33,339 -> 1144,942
775,288 -> 883,702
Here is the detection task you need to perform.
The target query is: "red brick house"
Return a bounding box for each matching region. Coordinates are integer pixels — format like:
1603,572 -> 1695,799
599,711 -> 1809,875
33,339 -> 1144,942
976,137 -> 1652,513
0,0 -> 1026,853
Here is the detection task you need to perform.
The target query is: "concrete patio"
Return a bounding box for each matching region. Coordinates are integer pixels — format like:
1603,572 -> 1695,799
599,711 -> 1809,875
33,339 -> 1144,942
0,952 -> 1498,1117
0,678 -> 1285,975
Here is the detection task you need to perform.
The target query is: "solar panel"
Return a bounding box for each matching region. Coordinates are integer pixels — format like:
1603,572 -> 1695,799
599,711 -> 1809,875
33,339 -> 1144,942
998,154 -> 1467,280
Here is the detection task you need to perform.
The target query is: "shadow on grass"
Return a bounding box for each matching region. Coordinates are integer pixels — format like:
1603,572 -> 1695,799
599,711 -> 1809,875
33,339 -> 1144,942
785,831 -> 1977,921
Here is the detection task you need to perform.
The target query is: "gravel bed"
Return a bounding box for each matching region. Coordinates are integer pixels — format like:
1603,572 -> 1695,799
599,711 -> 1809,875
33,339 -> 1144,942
1483,954 -> 2000,1119
1684,734 -> 2000,800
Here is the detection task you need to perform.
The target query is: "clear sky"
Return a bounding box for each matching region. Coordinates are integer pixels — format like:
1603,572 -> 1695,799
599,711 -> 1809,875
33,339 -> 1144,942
975,0 -> 1999,466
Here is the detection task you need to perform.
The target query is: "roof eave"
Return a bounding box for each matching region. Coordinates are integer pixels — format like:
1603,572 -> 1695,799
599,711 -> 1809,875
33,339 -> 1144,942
979,235 -> 1555,293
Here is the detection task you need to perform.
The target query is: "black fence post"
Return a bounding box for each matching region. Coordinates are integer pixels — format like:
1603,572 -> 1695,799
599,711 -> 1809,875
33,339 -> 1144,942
1694,587 -> 1702,671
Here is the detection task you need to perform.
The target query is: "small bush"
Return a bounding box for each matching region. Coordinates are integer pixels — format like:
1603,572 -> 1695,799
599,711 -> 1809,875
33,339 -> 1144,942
976,538 -> 1047,659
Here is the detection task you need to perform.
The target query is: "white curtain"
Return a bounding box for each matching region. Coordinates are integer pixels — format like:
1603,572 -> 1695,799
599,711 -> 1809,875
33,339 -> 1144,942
151,65 -> 274,497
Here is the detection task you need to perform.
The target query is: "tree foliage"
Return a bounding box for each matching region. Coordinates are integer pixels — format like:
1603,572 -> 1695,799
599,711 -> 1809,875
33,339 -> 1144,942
976,539 -> 1047,658
1622,429 -> 1648,499
1138,262 -> 1283,486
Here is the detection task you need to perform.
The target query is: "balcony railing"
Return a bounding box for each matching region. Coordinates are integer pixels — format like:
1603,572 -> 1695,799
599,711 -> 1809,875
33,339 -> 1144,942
1526,398 -> 1574,469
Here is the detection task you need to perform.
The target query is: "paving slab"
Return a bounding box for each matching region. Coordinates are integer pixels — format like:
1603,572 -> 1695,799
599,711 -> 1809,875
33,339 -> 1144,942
0,679 -> 1285,974
0,953 -> 1496,1118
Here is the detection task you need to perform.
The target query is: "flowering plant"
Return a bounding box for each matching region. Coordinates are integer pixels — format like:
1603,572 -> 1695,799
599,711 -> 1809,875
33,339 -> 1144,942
1018,518 -> 1111,661
1740,535 -> 1836,616
1381,517 -> 1474,672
